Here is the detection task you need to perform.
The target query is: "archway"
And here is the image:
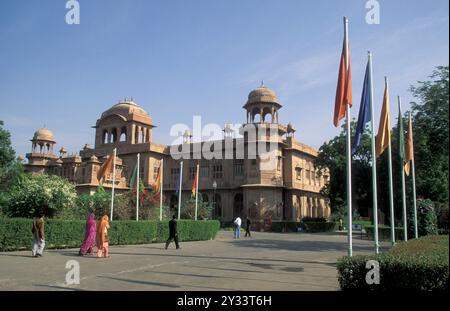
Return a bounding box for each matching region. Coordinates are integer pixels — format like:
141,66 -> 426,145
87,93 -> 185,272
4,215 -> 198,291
233,193 -> 244,218
213,194 -> 222,219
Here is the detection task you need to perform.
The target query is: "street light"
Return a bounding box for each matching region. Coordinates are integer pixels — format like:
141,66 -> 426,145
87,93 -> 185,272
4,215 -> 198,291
212,181 -> 217,219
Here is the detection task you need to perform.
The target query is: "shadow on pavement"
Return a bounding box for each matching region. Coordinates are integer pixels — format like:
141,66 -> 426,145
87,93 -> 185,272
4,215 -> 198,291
33,284 -> 88,291
97,276 -> 179,288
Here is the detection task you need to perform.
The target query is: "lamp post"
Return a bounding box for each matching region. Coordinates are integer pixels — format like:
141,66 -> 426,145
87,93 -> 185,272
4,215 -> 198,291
212,181 -> 217,219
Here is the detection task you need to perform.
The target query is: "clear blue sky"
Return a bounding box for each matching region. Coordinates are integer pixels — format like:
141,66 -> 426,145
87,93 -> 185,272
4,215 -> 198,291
1,0 -> 448,157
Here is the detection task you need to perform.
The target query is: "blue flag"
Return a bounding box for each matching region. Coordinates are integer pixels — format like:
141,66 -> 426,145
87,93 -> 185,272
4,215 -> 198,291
352,60 -> 372,155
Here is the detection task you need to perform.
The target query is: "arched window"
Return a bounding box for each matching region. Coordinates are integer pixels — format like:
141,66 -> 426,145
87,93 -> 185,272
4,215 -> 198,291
233,193 -> 244,218
202,193 -> 209,205
119,127 -> 127,142
262,108 -> 272,123
213,194 -> 222,219
140,127 -> 145,143
170,195 -> 178,211
252,108 -> 261,123
110,128 -> 117,143
103,130 -> 108,144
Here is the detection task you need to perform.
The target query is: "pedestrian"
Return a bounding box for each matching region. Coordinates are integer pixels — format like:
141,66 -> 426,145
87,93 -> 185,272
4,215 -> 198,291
233,216 -> 241,239
339,218 -> 343,231
96,215 -> 110,258
79,209 -> 97,256
31,211 -> 45,258
165,215 -> 180,249
245,218 -> 251,237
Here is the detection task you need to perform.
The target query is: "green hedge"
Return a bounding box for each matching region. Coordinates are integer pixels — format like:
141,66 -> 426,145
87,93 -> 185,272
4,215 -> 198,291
0,218 -> 220,252
271,221 -> 336,233
271,222 -> 301,232
365,225 -> 405,241
337,235 -> 449,290
302,221 -> 337,233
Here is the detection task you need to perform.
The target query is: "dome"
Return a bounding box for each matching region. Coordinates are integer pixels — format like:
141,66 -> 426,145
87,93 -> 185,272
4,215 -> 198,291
246,85 -> 279,106
33,128 -> 55,142
101,100 -> 149,120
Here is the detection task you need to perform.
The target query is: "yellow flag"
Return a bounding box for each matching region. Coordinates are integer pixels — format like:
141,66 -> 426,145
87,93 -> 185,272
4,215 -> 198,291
375,79 -> 391,157
154,167 -> 161,193
404,113 -> 413,175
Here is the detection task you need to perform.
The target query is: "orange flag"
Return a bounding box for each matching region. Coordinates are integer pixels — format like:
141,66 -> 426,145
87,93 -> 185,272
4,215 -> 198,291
404,113 -> 413,176
154,167 -> 161,193
333,42 -> 352,127
191,171 -> 197,196
375,79 -> 391,157
97,153 -> 114,181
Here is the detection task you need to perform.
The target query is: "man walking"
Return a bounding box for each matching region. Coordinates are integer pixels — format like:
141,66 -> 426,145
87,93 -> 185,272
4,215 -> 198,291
245,218 -> 251,237
233,216 -> 242,239
31,211 -> 45,257
165,215 -> 180,249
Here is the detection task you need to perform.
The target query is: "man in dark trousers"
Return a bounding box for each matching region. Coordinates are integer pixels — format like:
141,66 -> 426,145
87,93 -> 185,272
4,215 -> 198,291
245,218 -> 252,237
165,215 -> 180,250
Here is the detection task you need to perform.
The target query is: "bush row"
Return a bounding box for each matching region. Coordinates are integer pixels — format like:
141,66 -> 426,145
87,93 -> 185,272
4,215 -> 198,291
365,225 -> 405,241
0,217 -> 220,252
337,235 -> 449,290
271,221 -> 337,233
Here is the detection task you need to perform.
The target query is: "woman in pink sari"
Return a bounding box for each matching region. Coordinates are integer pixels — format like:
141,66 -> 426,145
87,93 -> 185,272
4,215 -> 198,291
79,211 -> 97,256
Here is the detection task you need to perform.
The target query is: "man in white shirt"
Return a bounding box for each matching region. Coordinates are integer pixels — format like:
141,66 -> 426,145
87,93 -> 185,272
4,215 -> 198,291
233,216 -> 242,239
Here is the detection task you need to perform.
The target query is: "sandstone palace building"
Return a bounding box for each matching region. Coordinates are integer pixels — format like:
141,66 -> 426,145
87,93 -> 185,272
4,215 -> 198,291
25,85 -> 330,224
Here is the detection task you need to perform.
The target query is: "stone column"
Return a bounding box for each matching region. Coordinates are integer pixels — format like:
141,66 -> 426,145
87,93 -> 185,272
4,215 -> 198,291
143,127 -> 147,143
130,124 -> 136,144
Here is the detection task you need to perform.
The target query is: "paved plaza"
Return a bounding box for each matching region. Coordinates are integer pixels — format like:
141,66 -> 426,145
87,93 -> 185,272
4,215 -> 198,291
0,231 -> 389,291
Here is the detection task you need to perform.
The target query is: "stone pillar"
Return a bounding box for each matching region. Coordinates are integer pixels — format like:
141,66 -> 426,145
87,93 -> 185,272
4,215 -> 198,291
131,124 -> 136,144
143,127 -> 147,143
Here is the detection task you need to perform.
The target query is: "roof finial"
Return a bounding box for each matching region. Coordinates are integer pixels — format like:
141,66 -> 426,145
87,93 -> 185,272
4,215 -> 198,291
261,80 -> 264,87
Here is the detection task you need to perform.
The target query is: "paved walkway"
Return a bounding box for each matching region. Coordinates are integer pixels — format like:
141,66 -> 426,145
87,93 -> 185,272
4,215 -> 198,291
0,231 -> 389,291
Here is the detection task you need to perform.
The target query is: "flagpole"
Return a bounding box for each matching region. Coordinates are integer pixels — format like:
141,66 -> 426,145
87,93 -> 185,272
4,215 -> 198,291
178,161 -> 183,220
409,111 -> 418,239
136,153 -> 140,221
368,52 -> 379,253
384,77 -> 395,247
160,158 -> 164,221
398,97 -> 408,241
110,148 -> 116,221
195,164 -> 199,221
387,141 -> 395,246
343,16 -> 353,257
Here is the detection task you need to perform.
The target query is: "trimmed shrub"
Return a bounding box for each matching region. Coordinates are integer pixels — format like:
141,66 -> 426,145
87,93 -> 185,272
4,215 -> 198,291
301,217 -> 327,223
435,203 -> 449,234
302,221 -> 337,233
365,225 -> 405,241
408,199 -> 438,237
337,235 -> 449,290
270,222 -> 301,232
0,218 -> 220,252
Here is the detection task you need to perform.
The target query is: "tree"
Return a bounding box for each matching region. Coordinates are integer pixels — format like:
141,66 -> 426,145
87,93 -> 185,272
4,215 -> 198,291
4,173 -> 77,218
0,121 -> 23,192
409,66 -> 449,203
316,66 -> 449,226
181,193 -> 212,220
315,120 -> 372,218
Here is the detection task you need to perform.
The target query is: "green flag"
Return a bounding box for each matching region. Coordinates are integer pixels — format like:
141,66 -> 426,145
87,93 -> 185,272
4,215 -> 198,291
397,103 -> 405,162
129,163 -> 138,189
